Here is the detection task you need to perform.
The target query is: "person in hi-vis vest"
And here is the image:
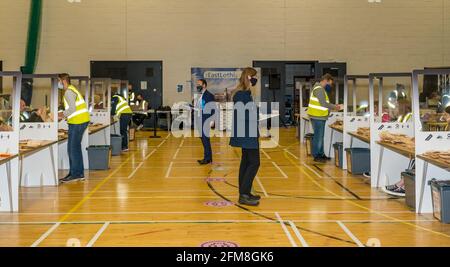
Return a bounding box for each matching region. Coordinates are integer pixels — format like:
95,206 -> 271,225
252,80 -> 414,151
58,73 -> 90,183
111,93 -> 133,151
307,74 -> 342,163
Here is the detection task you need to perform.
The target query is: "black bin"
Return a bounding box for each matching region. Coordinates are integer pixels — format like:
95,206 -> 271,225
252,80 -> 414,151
345,148 -> 370,175
305,133 -> 314,156
403,170 -> 416,209
429,179 -> 450,224
333,142 -> 343,169
110,134 -> 122,156
86,145 -> 111,170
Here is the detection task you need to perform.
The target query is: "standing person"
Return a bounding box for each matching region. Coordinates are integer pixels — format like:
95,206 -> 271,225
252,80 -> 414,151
195,79 -> 215,165
307,74 -> 342,163
111,93 -> 133,151
58,73 -> 90,183
230,67 -> 261,206
128,84 -> 136,105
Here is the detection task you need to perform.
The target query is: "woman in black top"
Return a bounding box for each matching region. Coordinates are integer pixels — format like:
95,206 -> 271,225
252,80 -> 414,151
230,67 -> 261,206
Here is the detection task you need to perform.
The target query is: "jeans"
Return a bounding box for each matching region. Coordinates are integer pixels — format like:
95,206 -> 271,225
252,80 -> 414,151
239,148 -> 260,195
68,122 -> 88,177
120,114 -> 132,149
311,118 -> 326,158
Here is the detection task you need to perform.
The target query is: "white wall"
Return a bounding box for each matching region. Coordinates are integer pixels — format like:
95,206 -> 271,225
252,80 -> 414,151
1,0 -> 449,106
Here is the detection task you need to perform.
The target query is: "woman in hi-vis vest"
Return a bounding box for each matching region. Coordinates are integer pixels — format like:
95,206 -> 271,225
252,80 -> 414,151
58,73 -> 91,183
307,74 -> 342,163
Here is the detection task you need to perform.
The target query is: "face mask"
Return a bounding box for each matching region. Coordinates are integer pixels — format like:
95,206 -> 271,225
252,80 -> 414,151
250,78 -> 258,87
325,84 -> 332,93
197,85 -> 203,92
58,81 -> 64,90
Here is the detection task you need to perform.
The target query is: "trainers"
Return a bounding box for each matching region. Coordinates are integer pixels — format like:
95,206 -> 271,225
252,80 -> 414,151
383,185 -> 405,197
313,157 -> 326,163
60,176 -> 85,184
122,148 -> 129,152
137,125 -> 144,131
363,172 -> 371,178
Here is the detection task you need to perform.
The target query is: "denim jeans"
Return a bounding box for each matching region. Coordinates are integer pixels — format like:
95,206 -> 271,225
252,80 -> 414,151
68,122 -> 88,177
311,118 -> 326,158
120,114 -> 132,149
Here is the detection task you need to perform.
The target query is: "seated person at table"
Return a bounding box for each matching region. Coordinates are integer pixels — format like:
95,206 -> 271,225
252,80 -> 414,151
442,106 -> 450,131
19,99 -> 47,122
132,94 -> 149,131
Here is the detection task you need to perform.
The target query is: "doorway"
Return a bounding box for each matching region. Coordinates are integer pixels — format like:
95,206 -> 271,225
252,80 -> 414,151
90,61 -> 163,109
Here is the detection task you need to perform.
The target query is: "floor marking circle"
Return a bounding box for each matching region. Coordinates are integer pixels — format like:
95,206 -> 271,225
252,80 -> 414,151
200,241 -> 239,247
204,200 -> 233,207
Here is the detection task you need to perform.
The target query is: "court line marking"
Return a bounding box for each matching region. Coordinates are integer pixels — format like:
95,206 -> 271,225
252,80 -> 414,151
173,148 -> 180,159
284,149 -> 299,160
261,149 -> 271,159
127,162 -> 144,179
2,210 -> 414,215
337,221 -> 364,247
30,222 -> 61,247
288,221 -> 309,247
255,176 -> 269,197
157,139 -> 167,148
165,161 -> 174,178
0,219 -> 440,225
57,153 -> 135,222
302,163 -> 325,178
271,162 -> 288,178
275,212 -> 297,247
179,139 -> 184,148
283,151 -> 450,239
86,222 -> 110,247
61,136 -> 164,222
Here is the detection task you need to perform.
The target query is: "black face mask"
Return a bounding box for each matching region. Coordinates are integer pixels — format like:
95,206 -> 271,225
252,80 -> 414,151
250,78 -> 258,87
197,85 -> 203,92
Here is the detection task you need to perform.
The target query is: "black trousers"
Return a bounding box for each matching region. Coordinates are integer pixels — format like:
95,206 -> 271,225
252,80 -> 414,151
238,148 -> 260,195
120,114 -> 132,149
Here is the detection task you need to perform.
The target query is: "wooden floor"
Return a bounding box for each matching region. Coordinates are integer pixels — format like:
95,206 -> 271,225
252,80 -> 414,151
1,128 -> 449,247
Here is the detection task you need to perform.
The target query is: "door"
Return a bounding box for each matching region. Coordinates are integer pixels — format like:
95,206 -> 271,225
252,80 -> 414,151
90,61 -> 163,109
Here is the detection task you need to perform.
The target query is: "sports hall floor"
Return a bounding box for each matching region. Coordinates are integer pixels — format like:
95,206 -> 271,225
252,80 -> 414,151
0,128 -> 449,247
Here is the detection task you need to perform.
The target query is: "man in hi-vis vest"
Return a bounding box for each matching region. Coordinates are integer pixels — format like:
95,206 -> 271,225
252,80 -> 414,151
111,93 -> 133,151
58,73 -> 90,183
307,74 -> 342,163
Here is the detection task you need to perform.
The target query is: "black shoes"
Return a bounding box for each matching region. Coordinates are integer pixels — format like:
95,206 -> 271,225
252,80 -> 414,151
249,193 -> 261,201
320,155 -> 332,160
239,194 -> 260,206
313,157 -> 326,163
60,176 -> 85,184
197,159 -> 212,165
60,173 -> 71,181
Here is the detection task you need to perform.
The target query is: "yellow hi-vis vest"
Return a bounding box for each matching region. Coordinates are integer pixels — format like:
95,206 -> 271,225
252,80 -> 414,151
64,85 -> 90,125
397,112 -> 412,123
307,85 -> 330,117
113,95 -> 133,116
129,92 -> 135,103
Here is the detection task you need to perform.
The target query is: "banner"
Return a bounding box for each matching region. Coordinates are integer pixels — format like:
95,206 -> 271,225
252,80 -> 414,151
191,68 -> 261,103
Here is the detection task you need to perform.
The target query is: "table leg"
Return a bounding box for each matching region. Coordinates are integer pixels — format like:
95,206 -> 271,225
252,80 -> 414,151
418,161 -> 428,214
50,145 -> 58,186
376,146 -> 384,188
19,157 -> 23,187
150,111 -> 161,138
328,129 -> 334,157
6,161 -> 13,212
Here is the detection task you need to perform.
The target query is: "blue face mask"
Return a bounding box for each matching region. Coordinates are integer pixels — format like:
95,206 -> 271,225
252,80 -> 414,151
325,84 -> 332,93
